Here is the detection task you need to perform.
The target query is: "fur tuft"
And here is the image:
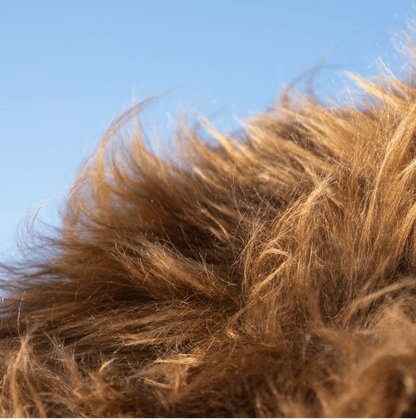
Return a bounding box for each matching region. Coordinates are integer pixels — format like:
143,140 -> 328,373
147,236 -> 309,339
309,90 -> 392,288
2,33 -> 416,417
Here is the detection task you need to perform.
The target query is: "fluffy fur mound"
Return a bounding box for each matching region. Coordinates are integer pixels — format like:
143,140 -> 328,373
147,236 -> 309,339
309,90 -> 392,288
3,38 -> 416,418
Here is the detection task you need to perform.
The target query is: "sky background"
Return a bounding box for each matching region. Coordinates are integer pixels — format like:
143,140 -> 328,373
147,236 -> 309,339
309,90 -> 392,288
0,0 -> 414,261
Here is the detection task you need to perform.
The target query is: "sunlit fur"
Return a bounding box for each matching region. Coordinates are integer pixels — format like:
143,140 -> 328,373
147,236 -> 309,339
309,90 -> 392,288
3,34 -> 416,418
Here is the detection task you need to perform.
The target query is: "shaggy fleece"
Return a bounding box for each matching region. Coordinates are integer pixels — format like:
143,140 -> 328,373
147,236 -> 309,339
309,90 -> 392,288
2,34 -> 416,418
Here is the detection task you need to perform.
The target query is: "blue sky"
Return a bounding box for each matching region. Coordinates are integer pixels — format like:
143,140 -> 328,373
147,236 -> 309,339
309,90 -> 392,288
0,0 -> 413,260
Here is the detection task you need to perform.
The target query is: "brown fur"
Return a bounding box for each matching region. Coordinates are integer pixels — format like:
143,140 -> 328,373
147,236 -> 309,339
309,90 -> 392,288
2,32 -> 416,417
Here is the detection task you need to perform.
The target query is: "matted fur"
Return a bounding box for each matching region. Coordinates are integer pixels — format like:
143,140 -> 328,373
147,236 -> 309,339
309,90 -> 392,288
2,34 -> 416,418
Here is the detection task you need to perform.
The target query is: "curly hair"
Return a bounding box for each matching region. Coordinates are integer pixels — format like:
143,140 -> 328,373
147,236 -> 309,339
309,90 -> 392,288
2,32 -> 416,418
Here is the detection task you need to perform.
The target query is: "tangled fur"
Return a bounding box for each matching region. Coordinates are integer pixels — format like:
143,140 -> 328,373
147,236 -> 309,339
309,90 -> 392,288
3,34 -> 416,418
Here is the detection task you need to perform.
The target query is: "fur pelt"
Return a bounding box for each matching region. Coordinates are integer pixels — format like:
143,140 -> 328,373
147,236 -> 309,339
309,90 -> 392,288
3,34 -> 416,418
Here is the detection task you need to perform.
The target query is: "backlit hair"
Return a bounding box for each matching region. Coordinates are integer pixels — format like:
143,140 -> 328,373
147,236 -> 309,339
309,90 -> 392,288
1,31 -> 416,417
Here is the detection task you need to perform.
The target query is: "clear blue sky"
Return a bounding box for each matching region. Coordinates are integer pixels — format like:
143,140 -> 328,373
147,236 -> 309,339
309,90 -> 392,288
0,0 -> 413,260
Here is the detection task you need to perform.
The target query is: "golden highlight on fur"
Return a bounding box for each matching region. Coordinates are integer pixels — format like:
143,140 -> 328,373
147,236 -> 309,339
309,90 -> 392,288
3,35 -> 416,418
